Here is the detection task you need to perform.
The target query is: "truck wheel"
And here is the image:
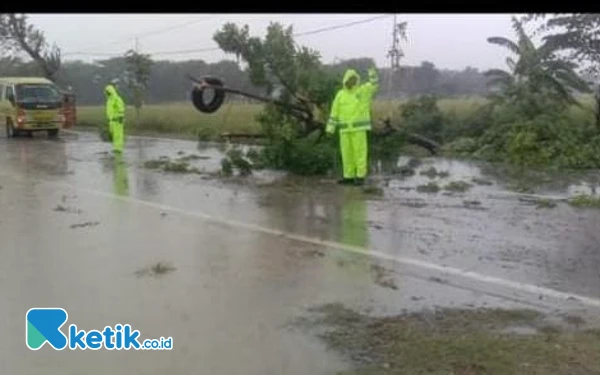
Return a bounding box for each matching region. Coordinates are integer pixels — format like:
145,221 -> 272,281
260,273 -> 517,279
48,129 -> 59,138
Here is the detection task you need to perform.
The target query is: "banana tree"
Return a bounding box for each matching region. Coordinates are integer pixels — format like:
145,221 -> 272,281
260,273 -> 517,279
485,17 -> 591,107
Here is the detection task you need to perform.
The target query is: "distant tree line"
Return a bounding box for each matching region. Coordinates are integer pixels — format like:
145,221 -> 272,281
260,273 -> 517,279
331,58 -> 490,98
0,55 -> 493,105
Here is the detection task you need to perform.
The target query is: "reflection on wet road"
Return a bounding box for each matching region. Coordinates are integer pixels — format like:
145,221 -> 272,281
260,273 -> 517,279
2,131 -> 600,374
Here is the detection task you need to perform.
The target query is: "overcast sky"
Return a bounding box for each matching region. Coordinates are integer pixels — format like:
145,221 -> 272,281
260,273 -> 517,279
28,13 -> 525,71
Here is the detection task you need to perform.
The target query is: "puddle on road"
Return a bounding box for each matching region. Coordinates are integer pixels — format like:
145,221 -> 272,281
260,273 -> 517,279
7,133 -> 600,375
7,133 -> 600,303
26,132 -> 600,202
380,156 -> 600,201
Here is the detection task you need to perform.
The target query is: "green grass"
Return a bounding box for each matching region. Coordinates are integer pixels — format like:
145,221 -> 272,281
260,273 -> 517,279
304,303 -> 600,375
568,194 -> 600,208
416,182 -> 441,193
535,198 -> 558,209
77,102 -> 262,139
443,180 -> 473,192
142,156 -> 203,174
76,97 -> 598,150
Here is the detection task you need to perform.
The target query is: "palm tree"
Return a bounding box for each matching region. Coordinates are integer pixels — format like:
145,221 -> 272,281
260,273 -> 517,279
485,17 -> 591,105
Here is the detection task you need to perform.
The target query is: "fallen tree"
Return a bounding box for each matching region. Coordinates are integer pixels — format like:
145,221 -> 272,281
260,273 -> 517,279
188,22 -> 438,175
190,75 -> 440,155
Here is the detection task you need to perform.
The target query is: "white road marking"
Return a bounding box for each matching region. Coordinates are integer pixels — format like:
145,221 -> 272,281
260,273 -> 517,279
35,177 -> 600,310
3,133 -> 598,309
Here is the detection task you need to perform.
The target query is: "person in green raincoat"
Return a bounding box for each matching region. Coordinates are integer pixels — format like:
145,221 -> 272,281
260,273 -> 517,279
104,81 -> 125,153
326,67 -> 379,185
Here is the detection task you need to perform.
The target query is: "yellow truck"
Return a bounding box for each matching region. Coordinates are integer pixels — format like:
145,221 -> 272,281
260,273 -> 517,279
0,77 -> 65,138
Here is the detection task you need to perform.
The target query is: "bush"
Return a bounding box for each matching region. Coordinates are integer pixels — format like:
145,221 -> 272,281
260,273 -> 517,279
398,95 -> 445,143
221,158 -> 233,176
473,107 -> 600,169
417,182 -> 441,193
197,126 -> 216,142
226,148 -> 253,176
442,137 -> 478,156
443,104 -> 494,142
259,130 -> 336,176
370,132 -> 407,164
569,194 -> 600,208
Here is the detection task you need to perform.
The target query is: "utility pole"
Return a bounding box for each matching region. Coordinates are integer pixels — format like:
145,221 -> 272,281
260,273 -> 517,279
387,15 -> 400,71
386,15 -> 407,99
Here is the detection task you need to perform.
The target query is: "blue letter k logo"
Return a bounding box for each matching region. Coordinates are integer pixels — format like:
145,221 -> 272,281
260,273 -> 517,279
26,308 -> 68,350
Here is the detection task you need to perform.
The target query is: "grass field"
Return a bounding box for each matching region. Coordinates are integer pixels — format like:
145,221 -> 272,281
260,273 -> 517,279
76,97 -> 490,138
76,102 -> 262,138
76,96 -> 596,139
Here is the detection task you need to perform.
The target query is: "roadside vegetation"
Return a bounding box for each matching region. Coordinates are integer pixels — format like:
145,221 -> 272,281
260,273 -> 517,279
74,16 -> 600,178
1,14 -> 598,176
301,303 -> 600,375
568,194 -> 600,208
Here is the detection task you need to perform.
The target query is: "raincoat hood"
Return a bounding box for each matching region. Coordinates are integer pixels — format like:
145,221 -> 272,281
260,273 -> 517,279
104,84 -> 117,97
326,66 -> 379,136
342,69 -> 360,89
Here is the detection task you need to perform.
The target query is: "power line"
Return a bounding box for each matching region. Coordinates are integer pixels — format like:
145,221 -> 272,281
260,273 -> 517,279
134,16 -> 215,40
63,14 -> 392,59
64,46 -> 222,58
64,16 -> 214,56
294,14 -> 392,37
149,15 -> 392,56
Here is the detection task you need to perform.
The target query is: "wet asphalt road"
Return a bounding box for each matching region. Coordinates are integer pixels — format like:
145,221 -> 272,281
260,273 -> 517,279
2,131 -> 600,374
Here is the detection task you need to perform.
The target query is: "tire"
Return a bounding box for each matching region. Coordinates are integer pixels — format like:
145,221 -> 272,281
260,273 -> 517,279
191,76 -> 225,114
6,120 -> 16,138
48,129 -> 59,138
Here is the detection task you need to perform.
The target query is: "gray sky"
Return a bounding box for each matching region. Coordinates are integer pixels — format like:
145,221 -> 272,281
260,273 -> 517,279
29,13 -> 523,71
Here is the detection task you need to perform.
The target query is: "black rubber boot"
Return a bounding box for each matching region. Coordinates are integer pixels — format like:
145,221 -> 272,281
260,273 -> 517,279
338,178 -> 354,185
354,178 -> 365,186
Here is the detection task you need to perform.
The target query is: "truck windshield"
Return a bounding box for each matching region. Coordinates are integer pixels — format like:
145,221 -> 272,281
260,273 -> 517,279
16,84 -> 60,103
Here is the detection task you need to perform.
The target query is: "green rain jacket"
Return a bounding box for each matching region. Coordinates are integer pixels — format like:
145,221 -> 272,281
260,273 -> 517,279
105,84 -> 125,122
326,67 -> 379,134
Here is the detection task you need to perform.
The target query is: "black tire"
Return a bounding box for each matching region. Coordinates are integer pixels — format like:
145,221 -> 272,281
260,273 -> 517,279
27,131 -> 33,138
6,120 -> 16,138
48,129 -> 59,138
191,76 -> 225,114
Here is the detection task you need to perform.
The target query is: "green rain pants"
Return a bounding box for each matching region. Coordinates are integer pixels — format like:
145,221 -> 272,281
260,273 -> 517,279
109,119 -> 124,153
340,130 -> 368,179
